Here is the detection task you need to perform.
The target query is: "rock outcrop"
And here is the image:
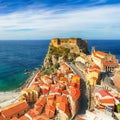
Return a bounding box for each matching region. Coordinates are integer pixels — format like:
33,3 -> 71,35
43,38 -> 89,69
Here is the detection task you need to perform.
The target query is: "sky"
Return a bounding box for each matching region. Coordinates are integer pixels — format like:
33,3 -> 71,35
0,0 -> 120,40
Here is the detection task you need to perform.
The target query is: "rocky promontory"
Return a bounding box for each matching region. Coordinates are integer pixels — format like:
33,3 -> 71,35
42,38 -> 89,75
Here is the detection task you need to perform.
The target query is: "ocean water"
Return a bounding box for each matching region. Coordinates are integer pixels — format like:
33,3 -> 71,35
88,40 -> 120,62
0,40 -> 50,91
0,40 -> 120,91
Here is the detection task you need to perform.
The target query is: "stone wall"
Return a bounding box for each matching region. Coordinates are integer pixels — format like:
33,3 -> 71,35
51,38 -> 89,54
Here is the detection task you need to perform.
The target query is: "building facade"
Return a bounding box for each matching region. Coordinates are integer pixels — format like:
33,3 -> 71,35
91,47 -> 118,72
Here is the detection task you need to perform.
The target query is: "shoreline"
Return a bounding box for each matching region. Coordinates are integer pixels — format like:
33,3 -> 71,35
0,69 -> 39,92
0,69 -> 40,108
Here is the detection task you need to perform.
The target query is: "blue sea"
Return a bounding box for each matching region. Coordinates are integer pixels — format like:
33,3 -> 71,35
0,40 -> 120,91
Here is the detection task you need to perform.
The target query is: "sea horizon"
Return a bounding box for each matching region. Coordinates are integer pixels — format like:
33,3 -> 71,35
0,39 -> 120,92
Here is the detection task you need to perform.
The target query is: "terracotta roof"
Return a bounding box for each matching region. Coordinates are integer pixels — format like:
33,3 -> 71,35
0,112 -> 5,120
93,52 -> 101,59
19,116 -> 29,120
1,100 -> 29,119
71,74 -> 80,83
103,61 -> 118,66
35,96 -> 46,107
50,85 -> 62,94
71,88 -> 80,100
98,90 -> 112,97
10,117 -> 19,120
90,65 -> 101,73
69,82 -> 80,89
59,102 -> 70,117
77,117 -> 85,120
35,106 -> 44,114
56,95 -> 68,104
38,80 -> 44,86
27,109 -> 38,118
41,83 -> 50,90
47,95 -> 55,100
60,77 -> 67,81
62,90 -> 69,95
47,95 -> 55,106
33,113 -> 49,120
43,76 -> 52,84
99,98 -> 114,104
56,95 -> 62,103
41,89 -> 49,94
95,51 -> 106,56
45,104 -> 56,118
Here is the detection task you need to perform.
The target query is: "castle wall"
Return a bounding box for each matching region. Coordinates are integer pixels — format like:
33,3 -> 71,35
51,38 -> 88,54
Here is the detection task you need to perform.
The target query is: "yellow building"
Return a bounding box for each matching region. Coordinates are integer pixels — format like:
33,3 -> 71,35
71,74 -> 81,83
20,84 -> 40,102
1,100 -> 29,120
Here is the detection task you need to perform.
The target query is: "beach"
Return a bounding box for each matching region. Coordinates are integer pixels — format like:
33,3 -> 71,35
0,70 -> 39,109
0,91 -> 20,108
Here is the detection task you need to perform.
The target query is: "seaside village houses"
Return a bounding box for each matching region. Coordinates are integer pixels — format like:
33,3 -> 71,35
1,38 -> 120,120
73,42 -> 120,119
0,62 -> 81,120
91,47 -> 118,72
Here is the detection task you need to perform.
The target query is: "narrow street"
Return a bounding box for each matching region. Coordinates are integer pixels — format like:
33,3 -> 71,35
66,63 -> 89,119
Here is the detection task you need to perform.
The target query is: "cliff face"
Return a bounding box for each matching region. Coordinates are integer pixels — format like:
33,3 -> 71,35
43,38 -> 89,69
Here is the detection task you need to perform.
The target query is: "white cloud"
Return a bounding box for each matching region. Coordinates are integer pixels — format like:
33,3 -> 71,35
0,4 -> 120,40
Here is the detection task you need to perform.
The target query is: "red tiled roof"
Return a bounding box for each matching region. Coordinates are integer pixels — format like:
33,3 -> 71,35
27,109 -> 38,118
45,104 -> 56,118
69,82 -> 80,89
99,98 -> 114,104
19,116 -> 29,120
10,117 -> 19,120
33,113 -> 49,120
41,89 -> 49,94
1,101 -> 29,119
0,112 -> 5,120
98,90 -> 112,97
71,74 -> 81,82
35,96 -> 46,107
93,51 -> 106,60
56,95 -> 68,104
60,77 -> 67,81
59,102 -> 70,117
71,88 -> 80,100
56,95 -> 62,103
103,61 -> 118,66
77,117 -> 85,120
47,95 -> 55,100
62,90 -> 69,95
90,64 -> 100,70
34,106 -> 43,113
95,51 -> 106,56
50,85 -> 62,94
41,84 -> 50,90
